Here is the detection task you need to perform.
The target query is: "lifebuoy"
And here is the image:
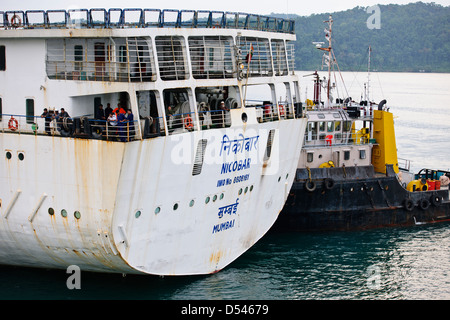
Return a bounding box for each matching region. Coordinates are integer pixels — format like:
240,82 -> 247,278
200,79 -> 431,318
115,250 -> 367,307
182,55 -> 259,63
8,117 -> 19,131
10,14 -> 22,28
184,115 -> 193,130
305,180 -> 316,192
431,195 -> 442,207
418,199 -> 430,210
403,198 -> 414,211
323,178 -> 335,190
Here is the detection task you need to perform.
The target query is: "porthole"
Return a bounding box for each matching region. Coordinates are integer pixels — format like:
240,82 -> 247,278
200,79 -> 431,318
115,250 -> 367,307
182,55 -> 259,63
220,193 -> 224,200
189,199 -> 195,207
205,196 -> 210,204
213,195 -> 217,202
18,153 -> 24,161
173,203 -> 179,211
61,209 -> 67,217
48,207 -> 54,215
155,207 -> 161,214
286,174 -> 289,179
74,211 -> 81,219
6,151 -> 11,160
238,188 -> 242,195
135,210 -> 141,218
278,176 -> 281,182
250,185 -> 254,192
244,186 -> 248,194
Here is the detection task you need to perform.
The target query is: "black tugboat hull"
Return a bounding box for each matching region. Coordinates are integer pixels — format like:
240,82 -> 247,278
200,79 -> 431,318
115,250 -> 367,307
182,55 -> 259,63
274,165 -> 450,232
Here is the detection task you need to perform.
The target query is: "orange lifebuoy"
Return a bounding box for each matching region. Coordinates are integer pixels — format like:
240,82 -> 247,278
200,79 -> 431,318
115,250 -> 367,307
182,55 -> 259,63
8,117 -> 19,131
183,115 -> 193,130
10,14 -> 22,28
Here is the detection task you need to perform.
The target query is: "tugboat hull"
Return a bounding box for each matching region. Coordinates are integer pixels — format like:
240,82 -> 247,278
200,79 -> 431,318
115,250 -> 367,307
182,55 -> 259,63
274,165 -> 450,232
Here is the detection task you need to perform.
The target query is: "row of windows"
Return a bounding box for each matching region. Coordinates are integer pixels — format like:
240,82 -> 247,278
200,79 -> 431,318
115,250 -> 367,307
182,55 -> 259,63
307,120 -> 352,135
45,36 -> 292,82
306,149 -> 367,163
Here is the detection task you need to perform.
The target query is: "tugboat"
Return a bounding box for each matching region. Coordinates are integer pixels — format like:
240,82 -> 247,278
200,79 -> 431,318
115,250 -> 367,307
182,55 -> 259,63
0,8 -> 307,275
273,15 -> 450,232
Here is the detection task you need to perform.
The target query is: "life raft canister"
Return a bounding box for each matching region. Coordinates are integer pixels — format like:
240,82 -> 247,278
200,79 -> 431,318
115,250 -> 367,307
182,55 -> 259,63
8,117 -> 19,131
279,105 -> 285,117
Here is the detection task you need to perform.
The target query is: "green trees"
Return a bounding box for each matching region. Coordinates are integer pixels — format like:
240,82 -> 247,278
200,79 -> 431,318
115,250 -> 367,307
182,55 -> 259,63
285,2 -> 450,72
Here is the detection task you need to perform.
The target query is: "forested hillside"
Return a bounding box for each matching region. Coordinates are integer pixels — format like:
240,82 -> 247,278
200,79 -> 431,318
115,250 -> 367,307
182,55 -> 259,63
281,2 -> 450,72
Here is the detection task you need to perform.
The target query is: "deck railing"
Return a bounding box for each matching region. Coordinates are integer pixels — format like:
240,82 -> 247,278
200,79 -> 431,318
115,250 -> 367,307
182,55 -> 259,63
246,101 -> 295,122
0,114 -> 141,142
1,9 -> 295,34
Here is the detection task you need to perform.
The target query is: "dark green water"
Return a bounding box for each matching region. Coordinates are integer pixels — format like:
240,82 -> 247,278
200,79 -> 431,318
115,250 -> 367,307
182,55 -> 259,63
1,222 -> 449,300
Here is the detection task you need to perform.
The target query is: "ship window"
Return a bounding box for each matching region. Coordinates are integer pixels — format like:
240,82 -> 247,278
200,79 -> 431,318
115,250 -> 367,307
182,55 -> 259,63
343,121 -> 352,132
344,150 -> 350,160
359,149 -> 366,159
26,99 -> 34,124
271,40 -> 288,76
327,121 -> 334,132
189,36 -> 234,80
0,46 -> 5,71
307,152 -> 314,163
119,45 -> 127,63
335,121 -> 341,131
238,37 -> 272,77
319,121 -> 325,131
74,45 -> 83,71
155,36 -> 188,81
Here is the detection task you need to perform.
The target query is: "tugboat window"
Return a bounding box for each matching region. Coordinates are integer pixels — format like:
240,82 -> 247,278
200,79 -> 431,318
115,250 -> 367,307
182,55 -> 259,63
319,121 -> 325,131
0,46 -> 5,71
327,121 -> 333,132
359,149 -> 366,159
307,152 -> 314,163
344,150 -> 350,160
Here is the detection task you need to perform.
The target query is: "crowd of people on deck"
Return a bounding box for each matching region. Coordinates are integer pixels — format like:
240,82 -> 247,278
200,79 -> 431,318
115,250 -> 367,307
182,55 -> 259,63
40,103 -> 135,141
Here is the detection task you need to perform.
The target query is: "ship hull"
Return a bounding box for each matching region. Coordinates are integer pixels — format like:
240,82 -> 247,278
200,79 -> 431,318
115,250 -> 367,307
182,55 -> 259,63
273,165 -> 450,232
0,116 -> 306,275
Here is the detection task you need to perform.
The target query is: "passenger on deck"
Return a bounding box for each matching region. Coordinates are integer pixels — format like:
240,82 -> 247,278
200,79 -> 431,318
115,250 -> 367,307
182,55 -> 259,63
59,108 -> 70,118
118,110 -> 127,142
107,111 -> 118,139
219,101 -> 229,128
41,108 -> 51,134
113,104 -> 126,115
96,104 -> 106,120
124,109 -> 135,139
105,103 -> 113,119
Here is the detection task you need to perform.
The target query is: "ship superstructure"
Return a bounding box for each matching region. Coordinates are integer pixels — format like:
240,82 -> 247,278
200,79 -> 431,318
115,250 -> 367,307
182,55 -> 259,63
0,8 -> 307,275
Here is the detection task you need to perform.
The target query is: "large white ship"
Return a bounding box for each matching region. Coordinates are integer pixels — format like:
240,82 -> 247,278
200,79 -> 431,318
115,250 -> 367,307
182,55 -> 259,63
0,8 -> 307,275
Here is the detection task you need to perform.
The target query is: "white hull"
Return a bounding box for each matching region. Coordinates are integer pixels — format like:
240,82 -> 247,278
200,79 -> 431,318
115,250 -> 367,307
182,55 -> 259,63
0,114 -> 306,275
